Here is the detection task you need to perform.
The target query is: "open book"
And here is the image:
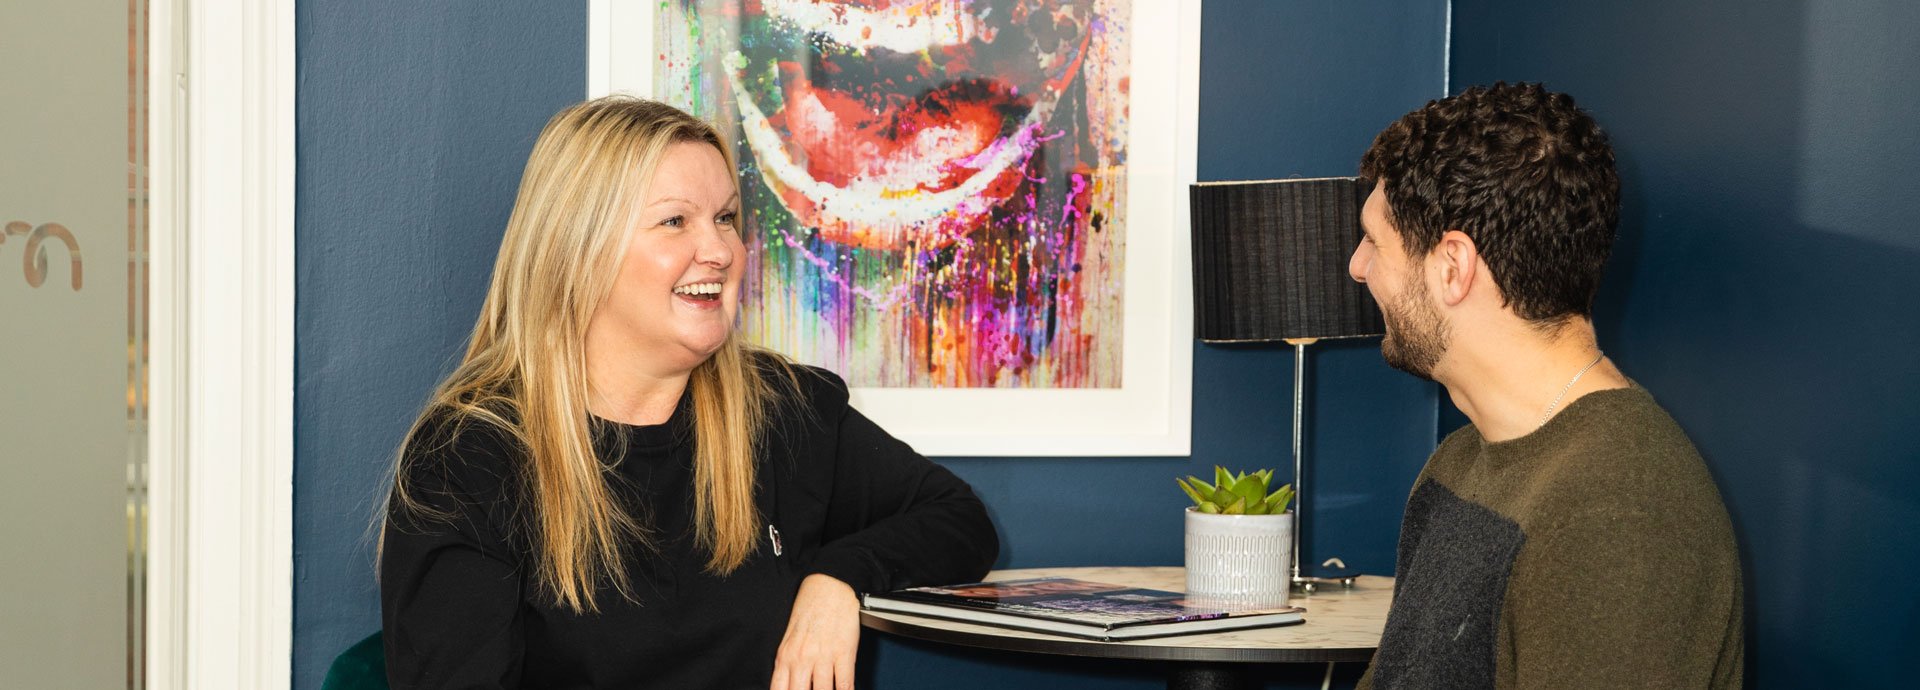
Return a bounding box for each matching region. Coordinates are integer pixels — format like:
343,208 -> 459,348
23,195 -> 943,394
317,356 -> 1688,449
863,577 -> 1304,642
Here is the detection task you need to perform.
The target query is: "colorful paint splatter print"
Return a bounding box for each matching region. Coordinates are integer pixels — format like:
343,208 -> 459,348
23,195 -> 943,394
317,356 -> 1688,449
652,0 -> 1130,388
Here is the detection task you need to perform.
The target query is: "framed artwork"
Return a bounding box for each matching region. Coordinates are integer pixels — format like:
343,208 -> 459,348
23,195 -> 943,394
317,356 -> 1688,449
590,0 -> 1196,456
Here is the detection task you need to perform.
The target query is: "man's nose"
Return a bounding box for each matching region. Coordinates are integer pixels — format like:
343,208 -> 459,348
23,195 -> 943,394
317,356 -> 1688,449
1348,242 -> 1370,284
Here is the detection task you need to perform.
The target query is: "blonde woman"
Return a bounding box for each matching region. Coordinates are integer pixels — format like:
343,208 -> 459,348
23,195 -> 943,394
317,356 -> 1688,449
379,97 -> 998,690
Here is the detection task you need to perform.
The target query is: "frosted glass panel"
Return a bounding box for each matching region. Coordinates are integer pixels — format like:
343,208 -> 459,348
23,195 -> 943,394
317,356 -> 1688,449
0,0 -> 147,688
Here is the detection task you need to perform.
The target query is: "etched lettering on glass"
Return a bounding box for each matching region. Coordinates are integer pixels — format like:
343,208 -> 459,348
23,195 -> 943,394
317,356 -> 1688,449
1,220 -> 84,291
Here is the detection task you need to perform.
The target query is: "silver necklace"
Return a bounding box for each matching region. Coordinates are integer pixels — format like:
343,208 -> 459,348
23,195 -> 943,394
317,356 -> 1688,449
1539,352 -> 1605,426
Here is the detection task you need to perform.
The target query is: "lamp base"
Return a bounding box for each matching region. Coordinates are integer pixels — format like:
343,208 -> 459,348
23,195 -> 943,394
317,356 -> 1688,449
1291,575 -> 1359,595
1291,557 -> 1361,595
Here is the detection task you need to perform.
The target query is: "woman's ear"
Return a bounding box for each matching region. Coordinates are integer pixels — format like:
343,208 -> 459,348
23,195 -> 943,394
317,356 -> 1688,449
1432,229 -> 1479,307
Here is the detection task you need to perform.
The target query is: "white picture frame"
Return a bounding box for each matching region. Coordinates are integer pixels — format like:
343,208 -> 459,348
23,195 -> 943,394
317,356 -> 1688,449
589,0 -> 1197,457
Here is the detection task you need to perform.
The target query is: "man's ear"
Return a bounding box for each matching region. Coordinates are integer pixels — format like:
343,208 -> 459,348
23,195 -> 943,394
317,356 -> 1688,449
1431,230 -> 1479,307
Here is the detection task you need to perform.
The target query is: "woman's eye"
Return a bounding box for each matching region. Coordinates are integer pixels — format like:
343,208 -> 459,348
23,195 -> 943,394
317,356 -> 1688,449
659,215 -> 684,228
717,211 -> 739,226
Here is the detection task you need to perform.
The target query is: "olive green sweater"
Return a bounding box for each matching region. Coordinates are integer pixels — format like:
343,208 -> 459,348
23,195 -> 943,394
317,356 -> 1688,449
1359,387 -> 1743,689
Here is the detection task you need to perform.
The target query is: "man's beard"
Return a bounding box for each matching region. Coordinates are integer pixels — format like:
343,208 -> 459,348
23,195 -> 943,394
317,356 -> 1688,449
1379,269 -> 1449,381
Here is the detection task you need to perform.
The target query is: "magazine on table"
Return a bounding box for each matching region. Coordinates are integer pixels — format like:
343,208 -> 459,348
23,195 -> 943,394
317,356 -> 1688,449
862,577 -> 1305,642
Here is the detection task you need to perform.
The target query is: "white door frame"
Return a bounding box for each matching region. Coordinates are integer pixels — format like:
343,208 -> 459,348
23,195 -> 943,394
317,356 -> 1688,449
148,0 -> 296,688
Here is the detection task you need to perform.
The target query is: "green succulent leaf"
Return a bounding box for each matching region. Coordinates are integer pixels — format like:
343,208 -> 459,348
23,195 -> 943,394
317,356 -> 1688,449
1231,474 -> 1266,505
1177,477 -> 1208,506
1180,467 -> 1295,515
1266,484 -> 1295,514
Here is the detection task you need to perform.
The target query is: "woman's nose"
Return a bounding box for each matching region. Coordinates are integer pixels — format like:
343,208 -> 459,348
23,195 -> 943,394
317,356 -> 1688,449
695,226 -> 733,268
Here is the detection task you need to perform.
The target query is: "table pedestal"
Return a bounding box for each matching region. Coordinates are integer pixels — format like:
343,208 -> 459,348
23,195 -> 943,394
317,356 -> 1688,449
1168,662 -> 1251,690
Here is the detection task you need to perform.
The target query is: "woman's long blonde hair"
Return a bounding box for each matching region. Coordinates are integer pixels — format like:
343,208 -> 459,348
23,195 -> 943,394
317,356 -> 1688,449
390,96 -> 785,613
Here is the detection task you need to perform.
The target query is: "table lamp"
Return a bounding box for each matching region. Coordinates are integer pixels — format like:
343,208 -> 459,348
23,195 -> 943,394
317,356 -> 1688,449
1189,176 -> 1385,591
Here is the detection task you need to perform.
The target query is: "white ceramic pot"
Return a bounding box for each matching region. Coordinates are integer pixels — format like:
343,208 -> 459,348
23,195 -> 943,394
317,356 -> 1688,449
1184,508 -> 1292,609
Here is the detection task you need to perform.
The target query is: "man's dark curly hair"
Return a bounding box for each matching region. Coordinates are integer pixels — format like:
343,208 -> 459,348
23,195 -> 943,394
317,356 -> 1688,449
1360,82 -> 1620,326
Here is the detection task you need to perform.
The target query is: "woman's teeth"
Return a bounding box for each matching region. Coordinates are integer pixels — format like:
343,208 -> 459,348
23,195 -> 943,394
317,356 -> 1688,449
674,283 -> 722,300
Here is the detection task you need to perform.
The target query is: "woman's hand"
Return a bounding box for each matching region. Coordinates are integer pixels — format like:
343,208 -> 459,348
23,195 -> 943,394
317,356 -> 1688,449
772,574 -> 862,690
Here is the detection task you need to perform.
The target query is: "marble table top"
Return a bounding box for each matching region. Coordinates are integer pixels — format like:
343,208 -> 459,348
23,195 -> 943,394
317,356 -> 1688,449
859,566 -> 1394,663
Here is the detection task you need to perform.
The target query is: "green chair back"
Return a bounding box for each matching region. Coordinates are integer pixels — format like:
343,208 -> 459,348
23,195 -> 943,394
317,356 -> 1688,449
320,631 -> 388,690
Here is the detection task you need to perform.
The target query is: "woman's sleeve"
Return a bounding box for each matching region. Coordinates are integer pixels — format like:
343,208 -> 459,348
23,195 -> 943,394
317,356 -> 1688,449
379,419 -> 526,690
800,372 -> 1000,595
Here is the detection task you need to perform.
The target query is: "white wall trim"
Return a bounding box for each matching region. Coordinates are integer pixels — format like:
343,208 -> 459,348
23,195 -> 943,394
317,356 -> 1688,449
587,0 -> 612,97
149,0 -> 296,688
147,0 -> 186,685
588,0 -> 649,98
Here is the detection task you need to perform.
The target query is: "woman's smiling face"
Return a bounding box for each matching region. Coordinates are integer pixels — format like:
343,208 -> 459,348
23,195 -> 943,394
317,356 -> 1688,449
589,141 -> 745,376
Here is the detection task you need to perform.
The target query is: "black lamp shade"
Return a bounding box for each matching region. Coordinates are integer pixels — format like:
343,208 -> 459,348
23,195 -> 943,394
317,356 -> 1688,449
1190,177 -> 1385,342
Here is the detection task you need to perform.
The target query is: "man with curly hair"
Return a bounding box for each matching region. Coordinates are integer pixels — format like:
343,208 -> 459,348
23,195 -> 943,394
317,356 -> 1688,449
1349,83 -> 1743,688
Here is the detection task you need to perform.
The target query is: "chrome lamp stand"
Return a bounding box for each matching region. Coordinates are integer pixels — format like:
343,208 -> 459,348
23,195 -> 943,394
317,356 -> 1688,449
1288,338 -> 1358,594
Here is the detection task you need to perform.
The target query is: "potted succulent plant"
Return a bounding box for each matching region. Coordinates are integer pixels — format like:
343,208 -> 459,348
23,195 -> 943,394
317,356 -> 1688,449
1178,467 -> 1295,609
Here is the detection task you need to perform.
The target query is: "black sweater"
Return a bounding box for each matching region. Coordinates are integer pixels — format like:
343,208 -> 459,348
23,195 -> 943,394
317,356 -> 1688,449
380,365 -> 998,689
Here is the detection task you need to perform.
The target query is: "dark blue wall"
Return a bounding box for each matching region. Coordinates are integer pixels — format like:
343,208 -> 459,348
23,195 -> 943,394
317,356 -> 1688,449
1452,1 -> 1920,688
292,2 -> 588,688
292,2 -> 1445,689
